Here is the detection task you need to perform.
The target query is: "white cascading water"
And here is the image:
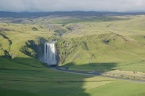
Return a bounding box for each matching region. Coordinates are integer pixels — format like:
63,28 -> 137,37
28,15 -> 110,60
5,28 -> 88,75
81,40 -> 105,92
43,41 -> 57,66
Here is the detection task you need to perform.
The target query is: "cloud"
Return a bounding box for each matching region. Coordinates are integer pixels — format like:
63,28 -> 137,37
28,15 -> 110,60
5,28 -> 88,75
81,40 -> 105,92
0,0 -> 145,12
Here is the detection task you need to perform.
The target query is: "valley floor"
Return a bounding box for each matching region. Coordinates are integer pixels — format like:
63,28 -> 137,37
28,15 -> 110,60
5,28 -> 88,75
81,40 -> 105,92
54,67 -> 145,82
0,67 -> 145,96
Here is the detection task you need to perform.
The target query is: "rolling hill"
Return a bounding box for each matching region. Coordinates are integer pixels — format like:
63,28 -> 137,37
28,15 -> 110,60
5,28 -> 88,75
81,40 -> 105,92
0,12 -> 145,96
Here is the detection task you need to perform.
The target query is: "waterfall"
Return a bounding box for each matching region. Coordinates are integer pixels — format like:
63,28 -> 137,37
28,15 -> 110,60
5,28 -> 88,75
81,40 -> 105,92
43,41 -> 57,66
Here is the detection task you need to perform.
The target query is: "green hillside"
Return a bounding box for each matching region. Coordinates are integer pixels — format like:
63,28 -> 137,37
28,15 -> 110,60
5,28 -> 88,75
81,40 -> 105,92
0,14 -> 145,96
56,15 -> 145,72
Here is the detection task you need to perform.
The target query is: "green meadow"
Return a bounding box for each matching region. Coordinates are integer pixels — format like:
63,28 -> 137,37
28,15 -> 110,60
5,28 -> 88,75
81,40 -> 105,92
0,14 -> 145,96
0,66 -> 145,96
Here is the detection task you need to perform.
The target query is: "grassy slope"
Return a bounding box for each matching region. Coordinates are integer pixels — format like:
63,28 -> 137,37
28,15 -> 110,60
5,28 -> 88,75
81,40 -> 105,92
0,67 -> 111,96
0,15 -> 145,96
87,80 -> 145,96
0,67 -> 145,96
57,15 -> 145,72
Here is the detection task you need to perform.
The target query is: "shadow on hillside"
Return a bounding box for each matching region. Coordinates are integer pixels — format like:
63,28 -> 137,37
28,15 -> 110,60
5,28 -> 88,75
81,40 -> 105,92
0,57 -> 116,96
20,37 -> 60,63
20,37 -> 48,60
0,68 -> 42,73
62,62 -> 117,73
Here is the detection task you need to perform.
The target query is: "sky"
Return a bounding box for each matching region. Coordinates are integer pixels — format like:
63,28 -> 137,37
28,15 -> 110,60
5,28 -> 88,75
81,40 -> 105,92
0,0 -> 145,12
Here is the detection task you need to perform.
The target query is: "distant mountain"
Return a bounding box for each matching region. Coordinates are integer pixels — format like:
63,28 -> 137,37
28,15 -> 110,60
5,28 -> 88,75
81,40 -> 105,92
0,11 -> 145,18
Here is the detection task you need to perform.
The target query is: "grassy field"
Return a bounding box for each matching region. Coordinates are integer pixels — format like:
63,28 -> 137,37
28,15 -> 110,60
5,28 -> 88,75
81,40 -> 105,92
0,14 -> 145,96
0,63 -> 145,96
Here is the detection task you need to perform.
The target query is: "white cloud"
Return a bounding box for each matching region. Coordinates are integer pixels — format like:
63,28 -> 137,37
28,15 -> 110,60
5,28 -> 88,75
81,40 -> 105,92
0,0 -> 145,12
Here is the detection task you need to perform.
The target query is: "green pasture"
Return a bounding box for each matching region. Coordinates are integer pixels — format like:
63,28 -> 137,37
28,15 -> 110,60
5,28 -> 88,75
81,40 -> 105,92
0,63 -> 145,96
0,15 -> 145,96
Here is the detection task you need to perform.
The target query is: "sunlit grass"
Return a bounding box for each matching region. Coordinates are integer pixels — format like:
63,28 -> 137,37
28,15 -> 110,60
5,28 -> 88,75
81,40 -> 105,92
0,15 -> 145,96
